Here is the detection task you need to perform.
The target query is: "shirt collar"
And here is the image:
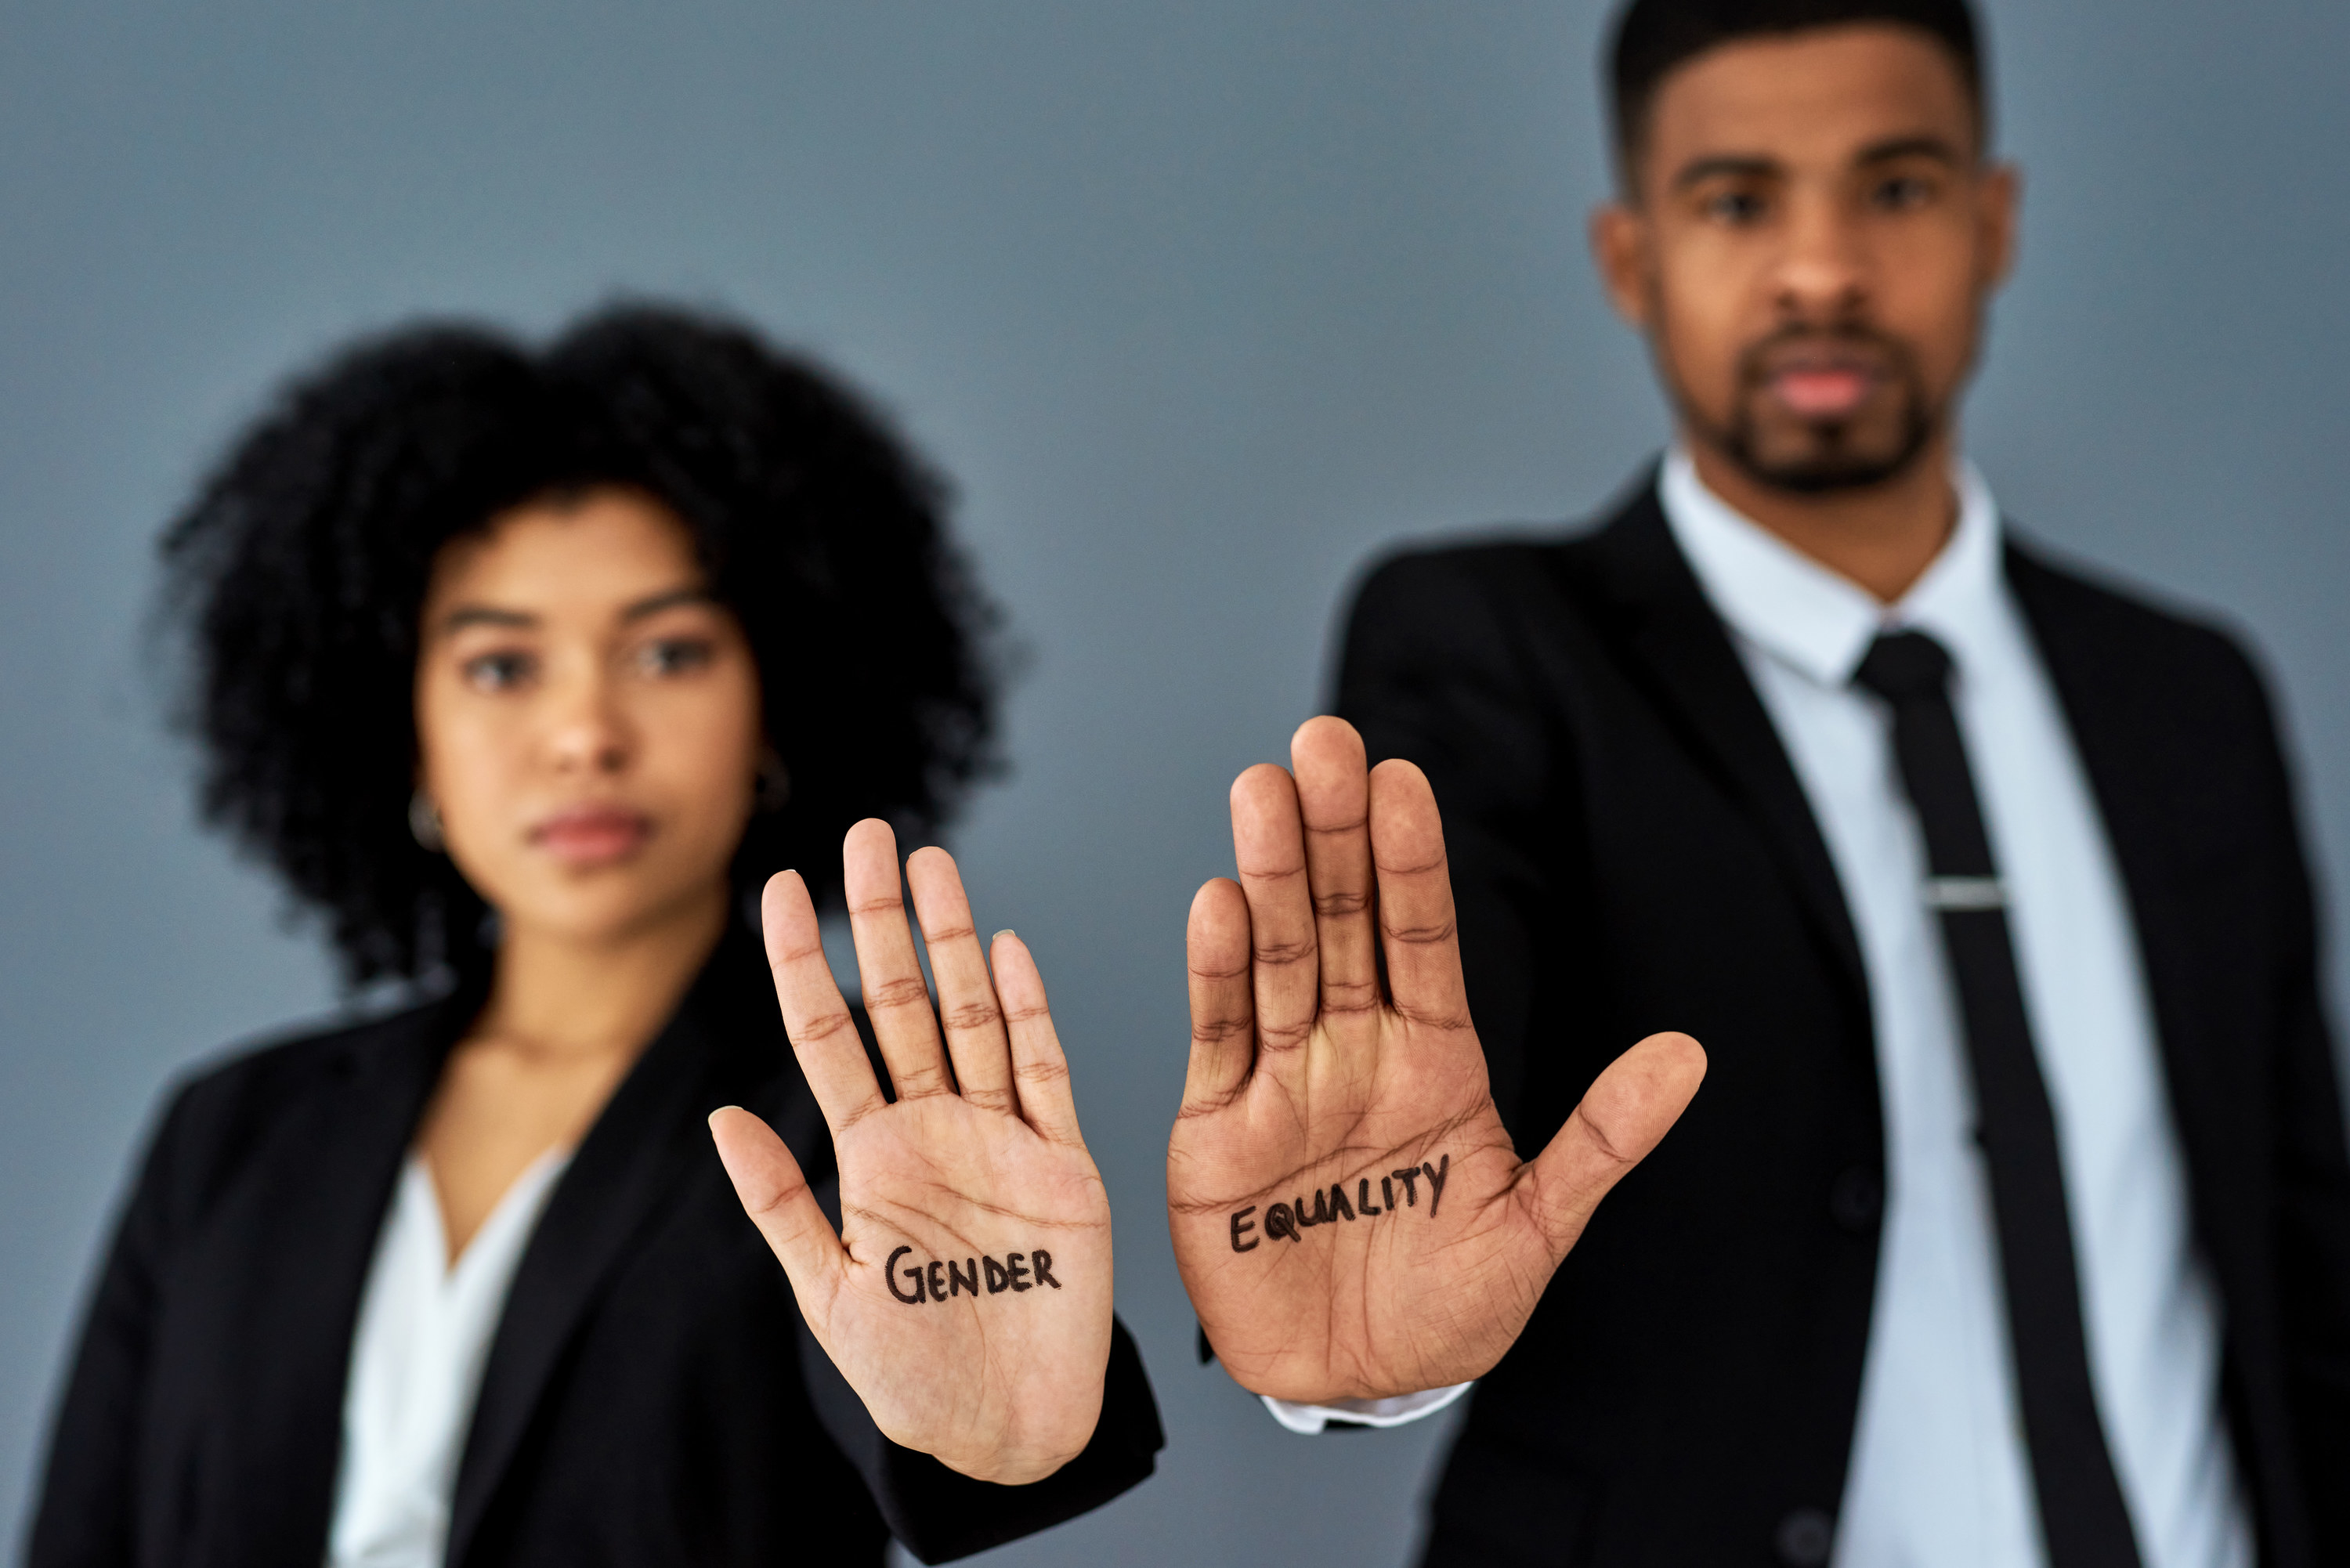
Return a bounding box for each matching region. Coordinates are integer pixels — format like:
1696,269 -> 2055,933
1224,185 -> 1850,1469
1657,444 -> 2005,688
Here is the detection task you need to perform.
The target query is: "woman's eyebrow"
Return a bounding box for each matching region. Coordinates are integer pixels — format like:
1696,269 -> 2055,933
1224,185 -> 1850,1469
620,586 -> 716,623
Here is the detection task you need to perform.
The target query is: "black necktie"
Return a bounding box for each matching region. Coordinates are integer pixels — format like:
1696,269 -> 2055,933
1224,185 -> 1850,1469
1852,630 -> 2144,1568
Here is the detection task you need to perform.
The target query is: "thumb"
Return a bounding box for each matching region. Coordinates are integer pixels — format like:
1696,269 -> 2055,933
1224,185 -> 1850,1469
1520,1032 -> 1705,1262
710,1105 -> 845,1325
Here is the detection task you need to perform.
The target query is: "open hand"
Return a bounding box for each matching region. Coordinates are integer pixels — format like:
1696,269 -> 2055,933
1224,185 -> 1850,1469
711,822 -> 1112,1485
1168,717 -> 1705,1404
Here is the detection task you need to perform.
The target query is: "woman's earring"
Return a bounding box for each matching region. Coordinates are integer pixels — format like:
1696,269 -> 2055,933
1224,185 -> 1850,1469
756,749 -> 792,812
409,790 -> 445,852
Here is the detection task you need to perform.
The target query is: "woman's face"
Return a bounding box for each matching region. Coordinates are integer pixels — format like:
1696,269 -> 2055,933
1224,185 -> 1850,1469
414,486 -> 764,951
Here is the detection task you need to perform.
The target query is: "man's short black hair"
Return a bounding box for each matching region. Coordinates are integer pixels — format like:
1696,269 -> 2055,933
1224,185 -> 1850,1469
1607,0 -> 1987,182
161,302 -> 1000,986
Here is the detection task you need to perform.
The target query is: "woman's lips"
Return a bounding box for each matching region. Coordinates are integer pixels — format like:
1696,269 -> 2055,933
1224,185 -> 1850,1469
530,806 -> 653,866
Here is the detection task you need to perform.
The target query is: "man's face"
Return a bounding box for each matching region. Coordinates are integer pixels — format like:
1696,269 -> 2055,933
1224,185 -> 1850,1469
1593,25 -> 2016,493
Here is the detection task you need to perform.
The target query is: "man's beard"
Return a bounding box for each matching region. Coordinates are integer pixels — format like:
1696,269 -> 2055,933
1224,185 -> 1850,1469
1676,325 -> 1939,495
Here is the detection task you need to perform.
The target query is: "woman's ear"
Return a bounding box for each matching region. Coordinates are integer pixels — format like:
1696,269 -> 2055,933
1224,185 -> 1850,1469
756,746 -> 792,812
409,790 -> 445,851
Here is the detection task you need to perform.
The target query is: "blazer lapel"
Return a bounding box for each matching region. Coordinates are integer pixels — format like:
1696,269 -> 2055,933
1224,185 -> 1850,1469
209,988 -> 471,1566
2001,544 -> 2232,1213
445,929 -> 776,1566
1565,483 -> 1871,1018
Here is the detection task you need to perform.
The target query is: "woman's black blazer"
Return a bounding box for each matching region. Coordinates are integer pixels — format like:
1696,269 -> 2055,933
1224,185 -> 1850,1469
26,923 -> 1162,1566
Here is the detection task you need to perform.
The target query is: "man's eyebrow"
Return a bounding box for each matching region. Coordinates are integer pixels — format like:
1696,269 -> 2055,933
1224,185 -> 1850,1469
1671,154 -> 1781,192
620,586 -> 717,623
437,605 -> 537,636
1668,135 -> 1966,193
1854,133 -> 1965,168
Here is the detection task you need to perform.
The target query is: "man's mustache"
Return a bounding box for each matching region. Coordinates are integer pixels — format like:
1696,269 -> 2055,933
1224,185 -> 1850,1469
1737,326 -> 1918,386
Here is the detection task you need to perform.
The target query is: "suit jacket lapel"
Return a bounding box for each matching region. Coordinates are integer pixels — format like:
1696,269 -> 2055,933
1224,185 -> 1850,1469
2002,544 -> 2232,1214
211,988 -> 471,1566
1567,484 -> 1871,1019
445,927 -> 776,1566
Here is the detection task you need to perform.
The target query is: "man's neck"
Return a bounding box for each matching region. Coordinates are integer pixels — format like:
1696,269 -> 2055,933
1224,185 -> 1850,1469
1683,430 -> 1959,605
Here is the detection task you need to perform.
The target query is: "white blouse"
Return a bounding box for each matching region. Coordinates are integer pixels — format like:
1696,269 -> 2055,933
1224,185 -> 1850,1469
325,1148 -> 573,1568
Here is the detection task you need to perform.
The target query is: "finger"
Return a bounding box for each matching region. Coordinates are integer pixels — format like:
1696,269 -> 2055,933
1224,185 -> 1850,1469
709,1105 -> 844,1324
761,870 -> 889,1133
841,818 -> 953,1099
990,930 -> 1084,1145
1183,878 -> 1256,1115
1521,1032 -> 1707,1259
1231,763 -> 1318,1075
1290,717 -> 1378,1024
904,846 -> 1016,1113
1366,759 -> 1471,1036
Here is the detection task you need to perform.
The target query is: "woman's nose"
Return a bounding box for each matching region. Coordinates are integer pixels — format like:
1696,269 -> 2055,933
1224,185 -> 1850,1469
546,677 -> 631,775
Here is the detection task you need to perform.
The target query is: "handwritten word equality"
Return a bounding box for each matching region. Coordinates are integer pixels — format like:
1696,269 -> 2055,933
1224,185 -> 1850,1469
1229,1154 -> 1450,1252
883,1245 -> 1063,1306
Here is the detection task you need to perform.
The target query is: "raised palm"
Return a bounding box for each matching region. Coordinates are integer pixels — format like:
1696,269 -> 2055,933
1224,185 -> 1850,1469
710,822 -> 1112,1485
1169,717 -> 1705,1404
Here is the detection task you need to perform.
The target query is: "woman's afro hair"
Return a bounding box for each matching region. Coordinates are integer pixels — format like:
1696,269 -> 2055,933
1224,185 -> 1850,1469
161,302 -> 1000,987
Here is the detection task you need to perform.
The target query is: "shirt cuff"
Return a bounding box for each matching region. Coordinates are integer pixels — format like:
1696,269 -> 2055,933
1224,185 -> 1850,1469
1260,1381 -> 1473,1435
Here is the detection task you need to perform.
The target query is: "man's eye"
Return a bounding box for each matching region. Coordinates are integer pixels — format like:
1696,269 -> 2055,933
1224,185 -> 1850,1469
638,638 -> 714,677
462,651 -> 535,691
1872,175 -> 1935,211
1702,189 -> 1769,225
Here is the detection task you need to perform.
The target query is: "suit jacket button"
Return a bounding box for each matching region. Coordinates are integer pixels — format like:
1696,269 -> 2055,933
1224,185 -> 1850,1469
1830,1167 -> 1881,1232
1775,1506 -> 1835,1566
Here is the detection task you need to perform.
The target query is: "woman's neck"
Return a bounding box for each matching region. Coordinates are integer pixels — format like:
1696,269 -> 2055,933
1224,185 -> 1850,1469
475,881 -> 731,1062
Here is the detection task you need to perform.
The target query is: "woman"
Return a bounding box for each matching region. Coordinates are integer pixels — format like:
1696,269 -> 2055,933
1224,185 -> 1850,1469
28,305 -> 1159,1566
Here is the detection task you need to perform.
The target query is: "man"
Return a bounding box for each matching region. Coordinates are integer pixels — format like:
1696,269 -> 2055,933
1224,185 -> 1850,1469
1166,2 -> 2350,1564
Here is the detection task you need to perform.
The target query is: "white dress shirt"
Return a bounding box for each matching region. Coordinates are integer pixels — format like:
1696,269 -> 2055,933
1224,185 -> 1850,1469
1660,449 -> 2250,1568
326,1147 -> 572,1568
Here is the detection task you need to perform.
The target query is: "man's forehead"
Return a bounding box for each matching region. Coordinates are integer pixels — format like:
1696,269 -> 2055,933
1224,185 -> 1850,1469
1644,23 -> 1977,180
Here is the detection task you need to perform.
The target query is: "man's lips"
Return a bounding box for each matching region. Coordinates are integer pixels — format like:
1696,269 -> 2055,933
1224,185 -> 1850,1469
530,806 -> 653,865
1766,364 -> 1879,420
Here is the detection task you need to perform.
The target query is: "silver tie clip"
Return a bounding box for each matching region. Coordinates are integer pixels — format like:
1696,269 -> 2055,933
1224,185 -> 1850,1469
1923,876 -> 2005,911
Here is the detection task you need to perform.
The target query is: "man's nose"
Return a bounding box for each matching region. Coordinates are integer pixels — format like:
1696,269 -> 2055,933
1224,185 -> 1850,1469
1772,192 -> 1869,320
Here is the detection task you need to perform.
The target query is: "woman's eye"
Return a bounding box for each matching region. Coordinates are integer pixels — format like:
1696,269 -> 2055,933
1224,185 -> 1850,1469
637,638 -> 714,677
461,651 -> 536,691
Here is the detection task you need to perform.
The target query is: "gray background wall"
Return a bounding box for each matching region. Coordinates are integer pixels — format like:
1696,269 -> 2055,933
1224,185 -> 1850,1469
4,2 -> 2345,1563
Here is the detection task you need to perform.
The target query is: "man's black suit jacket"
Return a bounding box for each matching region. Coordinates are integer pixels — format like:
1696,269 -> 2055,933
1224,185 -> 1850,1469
27,923 -> 1160,1567
1334,476 -> 2350,1568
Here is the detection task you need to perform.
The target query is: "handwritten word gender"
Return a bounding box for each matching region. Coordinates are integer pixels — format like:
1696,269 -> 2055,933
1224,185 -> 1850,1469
1228,1154 -> 1451,1252
884,1245 -> 1064,1305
